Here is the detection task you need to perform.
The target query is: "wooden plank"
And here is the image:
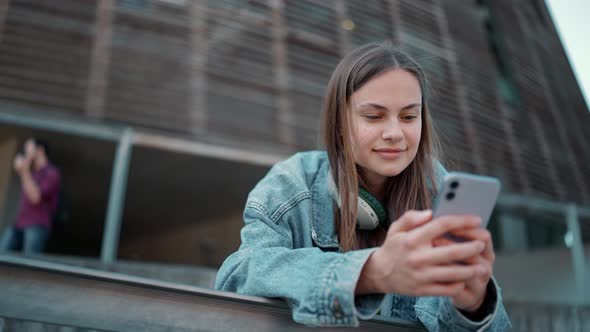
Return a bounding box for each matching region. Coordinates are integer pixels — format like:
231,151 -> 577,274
190,0 -> 207,134
86,0 -> 114,119
334,0 -> 351,54
1,1 -> 15,43
271,0 -> 295,149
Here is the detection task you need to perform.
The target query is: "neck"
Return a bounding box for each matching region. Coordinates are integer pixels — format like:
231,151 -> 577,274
360,174 -> 388,203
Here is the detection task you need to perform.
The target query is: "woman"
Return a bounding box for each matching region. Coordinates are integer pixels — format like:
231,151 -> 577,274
215,42 -> 510,331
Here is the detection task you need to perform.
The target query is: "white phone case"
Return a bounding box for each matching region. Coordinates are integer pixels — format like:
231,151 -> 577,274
433,172 -> 501,228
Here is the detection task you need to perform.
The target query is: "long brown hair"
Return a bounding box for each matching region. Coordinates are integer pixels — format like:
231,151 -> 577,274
322,42 -> 441,252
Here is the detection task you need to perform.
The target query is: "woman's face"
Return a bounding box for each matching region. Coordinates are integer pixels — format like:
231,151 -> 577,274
349,68 -> 422,187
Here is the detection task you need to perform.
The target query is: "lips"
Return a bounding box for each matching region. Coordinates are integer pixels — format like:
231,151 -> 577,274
374,148 -> 407,153
374,148 -> 407,159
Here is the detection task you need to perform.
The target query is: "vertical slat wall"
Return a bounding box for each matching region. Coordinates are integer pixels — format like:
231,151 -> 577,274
205,0 -> 278,146
105,0 -> 193,132
539,38 -> 590,184
346,0 -> 392,47
395,0 -> 478,173
490,0 -> 556,199
0,0 -> 96,115
440,0 -> 525,194
0,0 -> 588,205
522,0 -> 590,202
284,0 -> 339,149
489,0 -> 590,203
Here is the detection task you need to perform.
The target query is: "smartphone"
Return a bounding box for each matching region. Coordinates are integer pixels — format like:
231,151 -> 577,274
433,172 -> 501,232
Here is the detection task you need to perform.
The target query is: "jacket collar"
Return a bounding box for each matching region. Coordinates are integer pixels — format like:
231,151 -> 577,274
310,161 -> 340,249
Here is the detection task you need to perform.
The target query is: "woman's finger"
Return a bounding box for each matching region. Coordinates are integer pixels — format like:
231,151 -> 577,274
408,215 -> 481,244
434,228 -> 495,264
410,241 -> 485,266
389,210 -> 432,234
415,264 -> 481,283
446,228 -> 489,242
450,228 -> 495,262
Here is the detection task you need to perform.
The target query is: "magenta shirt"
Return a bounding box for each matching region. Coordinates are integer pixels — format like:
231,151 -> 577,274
14,164 -> 61,231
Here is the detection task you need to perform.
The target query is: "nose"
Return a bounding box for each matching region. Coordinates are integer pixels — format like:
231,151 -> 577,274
382,118 -> 404,142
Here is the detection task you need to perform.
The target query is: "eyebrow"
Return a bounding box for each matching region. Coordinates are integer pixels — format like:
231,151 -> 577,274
357,102 -> 422,111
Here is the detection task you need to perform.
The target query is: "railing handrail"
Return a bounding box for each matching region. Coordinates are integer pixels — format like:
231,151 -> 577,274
0,254 -> 426,332
498,193 -> 590,217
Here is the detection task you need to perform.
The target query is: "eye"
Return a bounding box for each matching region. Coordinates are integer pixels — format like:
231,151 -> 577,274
364,114 -> 382,120
401,115 -> 417,121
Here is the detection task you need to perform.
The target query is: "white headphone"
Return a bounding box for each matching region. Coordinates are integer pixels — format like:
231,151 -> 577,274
327,174 -> 388,230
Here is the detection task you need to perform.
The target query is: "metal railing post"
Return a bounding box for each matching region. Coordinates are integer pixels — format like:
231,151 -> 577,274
566,203 -> 586,304
100,128 -> 133,264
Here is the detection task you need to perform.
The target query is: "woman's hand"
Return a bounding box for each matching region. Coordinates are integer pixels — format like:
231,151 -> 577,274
356,210 -> 486,298
433,227 -> 495,313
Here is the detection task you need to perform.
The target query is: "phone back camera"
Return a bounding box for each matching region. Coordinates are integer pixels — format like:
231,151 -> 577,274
445,192 -> 455,200
450,181 -> 459,189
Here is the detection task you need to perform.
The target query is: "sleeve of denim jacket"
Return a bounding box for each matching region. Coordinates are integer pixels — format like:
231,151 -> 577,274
414,278 -> 511,331
214,204 -> 384,327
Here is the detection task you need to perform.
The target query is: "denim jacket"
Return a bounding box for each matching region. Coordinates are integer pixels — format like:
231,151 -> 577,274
215,151 -> 511,331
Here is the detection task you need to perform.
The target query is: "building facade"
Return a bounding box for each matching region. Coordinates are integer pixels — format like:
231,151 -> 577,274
0,0 -> 588,321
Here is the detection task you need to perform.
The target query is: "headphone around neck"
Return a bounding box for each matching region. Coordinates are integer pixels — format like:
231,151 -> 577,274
328,175 -> 389,230
357,188 -> 388,230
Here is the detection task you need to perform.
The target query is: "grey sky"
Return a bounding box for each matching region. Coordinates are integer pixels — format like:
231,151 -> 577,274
545,0 -> 590,111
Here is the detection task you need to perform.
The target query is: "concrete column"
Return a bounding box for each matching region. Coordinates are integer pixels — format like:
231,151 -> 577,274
100,128 -> 133,264
566,203 -> 586,304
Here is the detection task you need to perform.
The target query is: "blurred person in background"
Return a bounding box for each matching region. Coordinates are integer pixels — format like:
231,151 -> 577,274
215,42 -> 510,331
0,138 -> 61,254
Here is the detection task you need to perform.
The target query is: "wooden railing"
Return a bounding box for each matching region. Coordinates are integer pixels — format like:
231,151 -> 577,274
0,255 -> 426,332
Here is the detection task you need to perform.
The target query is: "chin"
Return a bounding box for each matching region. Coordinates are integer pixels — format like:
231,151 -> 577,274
379,164 -> 411,177
377,168 -> 403,177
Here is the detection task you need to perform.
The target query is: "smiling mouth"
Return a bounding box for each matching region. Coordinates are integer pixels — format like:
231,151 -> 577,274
374,148 -> 407,153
